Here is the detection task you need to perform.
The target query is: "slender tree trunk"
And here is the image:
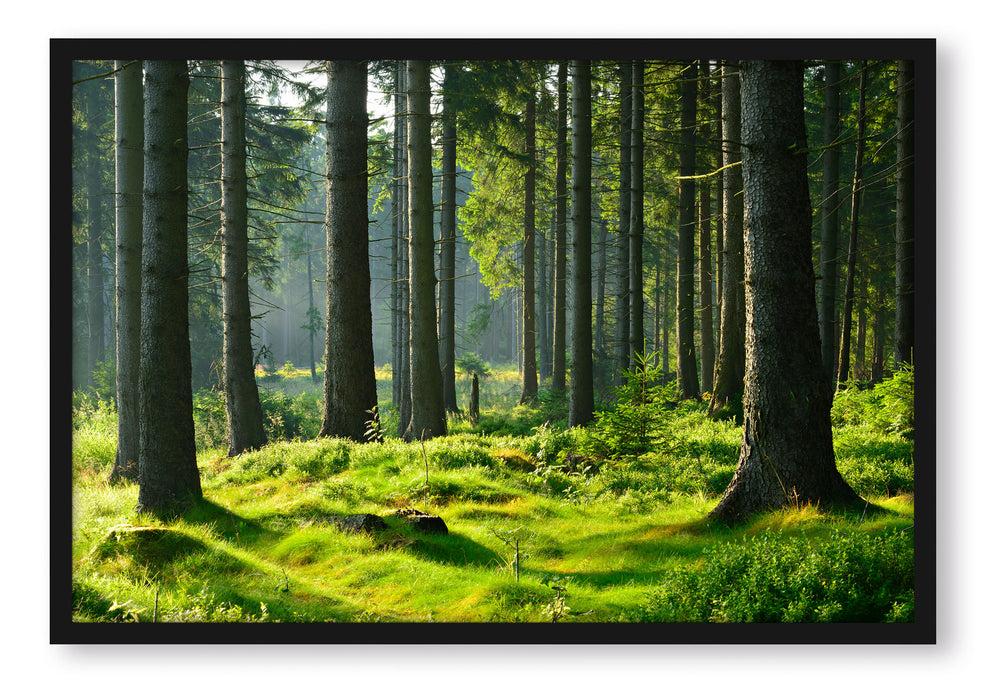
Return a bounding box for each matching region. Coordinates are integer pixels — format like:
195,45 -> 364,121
697,61 -> 714,394
86,82 -> 106,386
539,208 -> 552,381
440,63 -> 460,413
137,59 -> 202,514
520,91 -> 539,404
818,61 -> 842,389
391,62 -> 402,407
405,60 -> 446,440
307,242 -> 317,382
614,62 -> 631,379
677,61 -> 701,399
707,62 -> 745,416
109,59 -> 142,484
396,64 -> 412,436
320,60 -> 379,441
552,61 -> 569,392
629,59 -> 646,370
713,61 -> 723,360
594,200 -> 607,392
709,60 -> 861,524
220,59 -> 267,457
894,60 -> 915,370
837,63 -> 868,389
568,60 -> 594,427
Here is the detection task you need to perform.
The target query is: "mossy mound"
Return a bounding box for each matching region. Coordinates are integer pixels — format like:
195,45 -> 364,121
89,524 -> 207,568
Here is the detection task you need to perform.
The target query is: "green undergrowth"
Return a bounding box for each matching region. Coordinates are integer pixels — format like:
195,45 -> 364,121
70,365 -> 915,624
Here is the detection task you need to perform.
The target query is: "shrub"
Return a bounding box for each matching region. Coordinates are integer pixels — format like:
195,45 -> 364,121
635,528 -> 914,623
455,351 -> 491,378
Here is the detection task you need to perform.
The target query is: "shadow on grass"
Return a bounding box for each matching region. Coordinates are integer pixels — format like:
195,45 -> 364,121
397,529 -> 506,570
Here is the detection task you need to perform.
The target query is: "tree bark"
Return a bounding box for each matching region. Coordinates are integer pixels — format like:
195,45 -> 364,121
818,61 -> 842,389
405,60 -> 447,440
613,62 -> 631,379
440,63 -> 460,413
894,60 -> 915,370
677,61 -> 701,399
707,62 -> 745,416
85,78 -> 106,387
629,59 -> 646,370
220,59 -> 267,457
837,62 -> 868,389
708,60 -> 861,524
552,61 -> 569,392
320,60 -> 379,442
109,59 -> 142,484
697,61 -> 714,394
568,60 -> 594,427
520,91 -> 539,404
137,59 -> 202,515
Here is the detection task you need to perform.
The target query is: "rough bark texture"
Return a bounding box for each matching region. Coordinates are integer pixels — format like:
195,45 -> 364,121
629,60 -> 645,370
708,62 -> 745,416
568,60 -> 594,427
109,59 -> 143,484
552,61 -> 569,392
520,92 -> 539,404
221,59 -> 267,456
321,60 -> 379,442
818,61 -> 842,388
405,60 -> 446,440
677,61 -> 701,400
137,60 -> 202,514
440,63 -> 460,413
708,60 -> 861,524
894,60 -> 915,370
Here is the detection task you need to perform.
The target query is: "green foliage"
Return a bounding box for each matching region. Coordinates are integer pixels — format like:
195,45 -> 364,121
455,351 -> 491,378
635,528 -> 914,623
832,364 -> 914,438
588,353 -> 678,455
226,437 -> 351,482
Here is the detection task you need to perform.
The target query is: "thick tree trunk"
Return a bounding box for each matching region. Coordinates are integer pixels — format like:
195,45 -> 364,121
109,59 -> 143,484
709,60 -> 861,524
440,63 -> 460,413
818,61 -> 842,389
405,60 -> 446,440
837,63 -> 868,389
894,60 -> 915,370
520,92 -> 539,404
552,61 -> 569,392
137,60 -> 202,515
568,60 -> 594,427
320,60 -> 379,442
708,62 -> 745,416
677,61 -> 701,400
220,59 -> 267,457
613,62 -> 631,379
629,59 -> 645,370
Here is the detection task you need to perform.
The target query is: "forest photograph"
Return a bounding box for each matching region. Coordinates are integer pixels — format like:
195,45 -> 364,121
55,39 -> 934,643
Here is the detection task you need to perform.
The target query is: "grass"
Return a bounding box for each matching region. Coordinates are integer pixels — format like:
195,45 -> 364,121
70,364 -> 916,624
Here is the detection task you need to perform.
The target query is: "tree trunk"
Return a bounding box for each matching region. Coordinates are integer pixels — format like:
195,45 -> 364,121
629,59 -> 646,370
396,64 -> 412,436
220,59 -> 267,457
709,60 -> 861,524
137,59 -> 202,515
697,61 -> 714,395
109,59 -> 142,484
837,62 -> 868,389
86,80 -> 106,387
707,62 -> 745,416
818,61 -> 842,389
894,60 -> 915,370
405,60 -> 447,440
520,91 -> 539,404
677,61 -> 701,399
320,60 -> 379,442
568,60 -> 594,427
613,62 -> 631,379
552,61 -> 569,392
440,63 -> 460,413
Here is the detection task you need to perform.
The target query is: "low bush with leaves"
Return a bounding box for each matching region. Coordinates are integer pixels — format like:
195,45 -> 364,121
634,528 -> 914,623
